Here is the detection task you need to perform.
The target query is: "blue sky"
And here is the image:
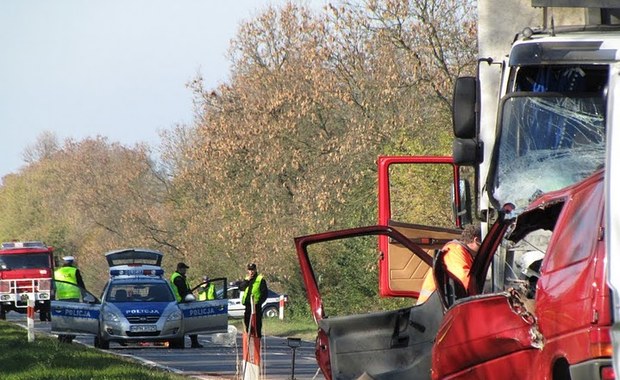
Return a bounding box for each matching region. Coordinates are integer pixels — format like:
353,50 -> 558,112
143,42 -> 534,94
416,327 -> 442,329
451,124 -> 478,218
0,0 -> 325,178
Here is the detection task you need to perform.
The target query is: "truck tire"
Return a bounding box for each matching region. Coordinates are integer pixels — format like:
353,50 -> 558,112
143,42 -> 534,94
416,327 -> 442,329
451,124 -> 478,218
0,306 -> 5,320
170,337 -> 185,349
263,306 -> 278,318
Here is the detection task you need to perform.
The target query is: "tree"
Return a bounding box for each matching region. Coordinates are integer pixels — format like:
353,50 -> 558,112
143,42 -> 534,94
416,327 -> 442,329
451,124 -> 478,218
180,0 -> 477,306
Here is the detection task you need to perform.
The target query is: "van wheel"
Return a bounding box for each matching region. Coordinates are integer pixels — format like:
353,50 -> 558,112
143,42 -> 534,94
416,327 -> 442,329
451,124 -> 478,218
263,306 -> 278,318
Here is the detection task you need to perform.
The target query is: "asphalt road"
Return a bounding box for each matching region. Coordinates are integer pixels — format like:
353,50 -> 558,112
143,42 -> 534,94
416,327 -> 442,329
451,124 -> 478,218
8,312 -> 324,380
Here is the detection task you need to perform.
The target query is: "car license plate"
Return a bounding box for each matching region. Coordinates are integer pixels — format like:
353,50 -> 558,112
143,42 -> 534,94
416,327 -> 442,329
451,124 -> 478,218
130,325 -> 157,333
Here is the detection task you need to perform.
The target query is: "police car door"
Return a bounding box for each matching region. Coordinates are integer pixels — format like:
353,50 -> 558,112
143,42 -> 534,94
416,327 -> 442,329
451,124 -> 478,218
181,277 -> 228,334
51,281 -> 101,336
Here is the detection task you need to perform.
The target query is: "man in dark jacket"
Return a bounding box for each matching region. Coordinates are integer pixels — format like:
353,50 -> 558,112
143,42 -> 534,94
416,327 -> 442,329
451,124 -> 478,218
239,263 -> 268,337
170,262 -> 203,348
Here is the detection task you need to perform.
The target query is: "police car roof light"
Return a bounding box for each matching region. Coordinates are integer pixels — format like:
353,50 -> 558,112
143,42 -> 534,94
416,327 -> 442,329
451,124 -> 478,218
109,267 -> 164,278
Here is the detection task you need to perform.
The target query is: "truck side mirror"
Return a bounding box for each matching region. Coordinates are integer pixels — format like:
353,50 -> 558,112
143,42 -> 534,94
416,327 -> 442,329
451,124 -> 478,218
452,77 -> 483,166
452,76 -> 477,138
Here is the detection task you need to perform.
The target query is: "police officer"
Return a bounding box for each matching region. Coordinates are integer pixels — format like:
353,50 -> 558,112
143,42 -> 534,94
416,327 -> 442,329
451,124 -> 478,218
170,262 -> 203,348
54,256 -> 86,343
197,275 -> 216,301
239,263 -> 268,337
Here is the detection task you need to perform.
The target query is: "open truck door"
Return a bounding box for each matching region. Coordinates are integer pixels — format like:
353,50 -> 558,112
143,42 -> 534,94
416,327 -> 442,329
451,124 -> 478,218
376,156 -> 473,298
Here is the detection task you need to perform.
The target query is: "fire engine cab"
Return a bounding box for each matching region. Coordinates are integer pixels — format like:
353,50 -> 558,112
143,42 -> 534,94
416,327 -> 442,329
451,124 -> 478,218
0,241 -> 54,321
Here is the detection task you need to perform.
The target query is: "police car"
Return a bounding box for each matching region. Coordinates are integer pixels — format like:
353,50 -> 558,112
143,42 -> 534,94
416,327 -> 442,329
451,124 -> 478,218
222,282 -> 288,319
51,249 -> 228,349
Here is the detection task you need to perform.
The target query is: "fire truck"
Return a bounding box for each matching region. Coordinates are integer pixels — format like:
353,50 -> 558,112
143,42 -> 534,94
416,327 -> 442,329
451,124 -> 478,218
0,241 -> 54,321
294,1 -> 620,379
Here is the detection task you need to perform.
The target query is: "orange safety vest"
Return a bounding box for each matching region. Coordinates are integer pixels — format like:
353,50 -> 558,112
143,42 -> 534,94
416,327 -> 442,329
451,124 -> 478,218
417,240 -> 474,304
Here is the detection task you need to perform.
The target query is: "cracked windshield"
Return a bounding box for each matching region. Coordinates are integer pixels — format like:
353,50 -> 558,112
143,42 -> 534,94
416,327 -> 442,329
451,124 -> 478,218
491,66 -> 607,211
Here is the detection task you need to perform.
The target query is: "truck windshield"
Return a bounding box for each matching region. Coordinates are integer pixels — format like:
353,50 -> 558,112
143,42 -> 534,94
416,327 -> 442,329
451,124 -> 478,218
0,253 -> 51,270
490,93 -> 605,211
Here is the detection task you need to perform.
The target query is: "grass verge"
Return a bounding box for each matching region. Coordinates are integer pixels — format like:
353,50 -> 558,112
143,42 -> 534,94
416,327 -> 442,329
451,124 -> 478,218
0,321 -> 186,380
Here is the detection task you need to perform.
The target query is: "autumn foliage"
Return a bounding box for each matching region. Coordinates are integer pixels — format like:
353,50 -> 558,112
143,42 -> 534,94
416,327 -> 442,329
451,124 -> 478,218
0,0 -> 476,313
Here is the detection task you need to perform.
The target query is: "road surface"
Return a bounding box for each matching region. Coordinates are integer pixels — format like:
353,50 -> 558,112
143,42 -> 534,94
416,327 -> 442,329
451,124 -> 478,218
8,312 -> 323,379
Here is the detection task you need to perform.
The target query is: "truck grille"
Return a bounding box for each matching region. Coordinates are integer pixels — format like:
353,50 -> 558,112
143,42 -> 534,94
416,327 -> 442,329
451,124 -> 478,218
126,315 -> 160,324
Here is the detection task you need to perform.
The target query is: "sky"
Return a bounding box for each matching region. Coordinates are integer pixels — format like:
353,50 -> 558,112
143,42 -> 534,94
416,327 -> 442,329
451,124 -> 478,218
0,0 -> 325,179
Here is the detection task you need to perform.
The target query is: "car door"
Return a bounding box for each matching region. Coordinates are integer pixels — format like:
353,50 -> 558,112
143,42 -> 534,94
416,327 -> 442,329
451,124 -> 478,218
182,277 -> 229,334
295,225 -> 445,380
51,280 -> 101,335
180,299 -> 228,334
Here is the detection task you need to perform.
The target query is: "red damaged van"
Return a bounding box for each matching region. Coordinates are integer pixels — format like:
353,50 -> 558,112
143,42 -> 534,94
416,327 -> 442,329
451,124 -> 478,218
294,168 -> 614,379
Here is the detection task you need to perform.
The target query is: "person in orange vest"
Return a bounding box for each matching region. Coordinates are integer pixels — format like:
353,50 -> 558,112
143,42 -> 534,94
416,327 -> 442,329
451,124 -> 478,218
417,224 -> 482,304
239,263 -> 268,337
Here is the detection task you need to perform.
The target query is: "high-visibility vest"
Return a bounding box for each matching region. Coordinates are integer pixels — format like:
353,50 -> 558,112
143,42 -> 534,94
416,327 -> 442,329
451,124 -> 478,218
54,266 -> 81,300
242,274 -> 264,305
197,283 -> 215,301
170,272 -> 189,302
417,241 -> 474,304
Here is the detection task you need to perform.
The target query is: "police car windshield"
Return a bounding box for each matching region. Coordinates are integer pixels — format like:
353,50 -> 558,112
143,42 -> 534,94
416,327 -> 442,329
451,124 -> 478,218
107,283 -> 174,303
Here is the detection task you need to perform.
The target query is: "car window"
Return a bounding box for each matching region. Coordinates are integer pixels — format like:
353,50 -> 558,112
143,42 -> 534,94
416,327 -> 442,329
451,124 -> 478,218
228,288 -> 240,299
107,282 -> 174,303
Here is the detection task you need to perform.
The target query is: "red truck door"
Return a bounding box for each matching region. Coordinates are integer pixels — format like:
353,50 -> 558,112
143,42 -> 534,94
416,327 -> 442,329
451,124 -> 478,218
376,156 -> 472,298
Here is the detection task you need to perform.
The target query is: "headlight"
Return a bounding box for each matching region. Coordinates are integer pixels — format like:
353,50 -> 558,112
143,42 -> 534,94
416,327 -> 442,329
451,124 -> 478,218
103,311 -> 121,322
167,310 -> 182,321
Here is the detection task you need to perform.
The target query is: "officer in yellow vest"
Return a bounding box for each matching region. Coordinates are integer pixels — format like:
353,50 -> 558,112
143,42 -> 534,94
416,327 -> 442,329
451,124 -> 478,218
240,263 -> 268,337
197,276 -> 216,301
54,256 -> 85,300
170,262 -> 203,348
54,256 -> 86,343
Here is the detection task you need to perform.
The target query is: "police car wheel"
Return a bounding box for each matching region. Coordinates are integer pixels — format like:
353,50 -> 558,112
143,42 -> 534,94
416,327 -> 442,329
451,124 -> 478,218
94,335 -> 109,349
